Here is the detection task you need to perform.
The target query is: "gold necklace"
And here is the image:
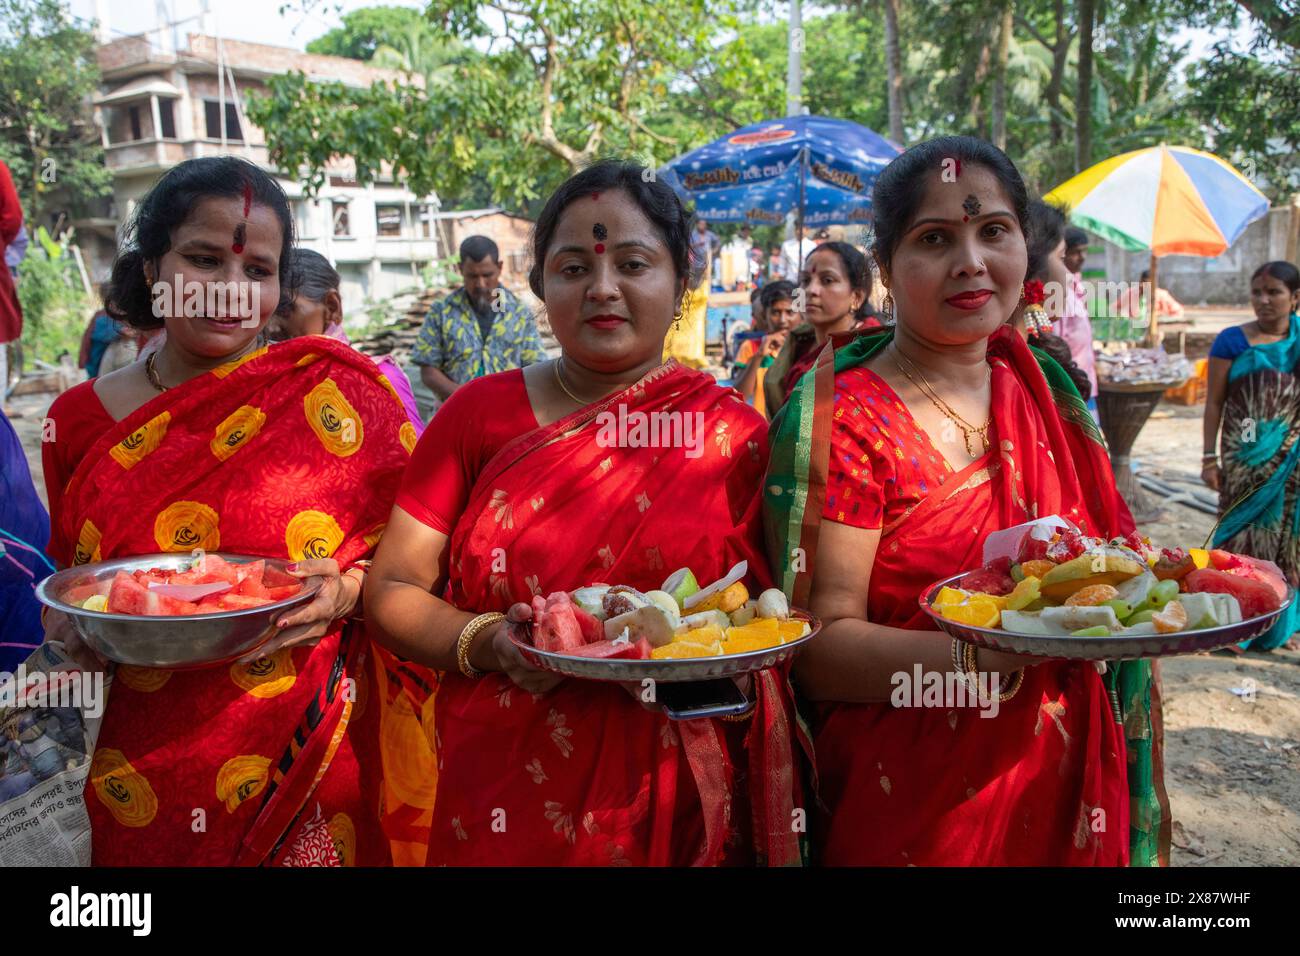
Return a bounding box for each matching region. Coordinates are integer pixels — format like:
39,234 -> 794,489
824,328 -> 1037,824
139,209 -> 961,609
891,345 -> 991,457
553,357 -> 592,406
145,352 -> 168,392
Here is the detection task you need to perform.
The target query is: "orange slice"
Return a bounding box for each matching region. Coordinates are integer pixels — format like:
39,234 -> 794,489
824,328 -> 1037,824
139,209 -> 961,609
1020,559 -> 1055,579
938,597 -> 1000,629
651,641 -> 721,660
674,624 -> 724,645
1065,583 -> 1120,607
721,633 -> 783,655
776,620 -> 810,643
1152,600 -> 1188,634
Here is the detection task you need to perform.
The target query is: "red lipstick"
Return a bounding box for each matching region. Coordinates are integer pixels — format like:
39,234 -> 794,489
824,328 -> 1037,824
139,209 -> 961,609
945,290 -> 994,310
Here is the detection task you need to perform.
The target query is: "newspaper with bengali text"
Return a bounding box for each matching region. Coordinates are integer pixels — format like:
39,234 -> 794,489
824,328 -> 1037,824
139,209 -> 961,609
0,642 -> 108,866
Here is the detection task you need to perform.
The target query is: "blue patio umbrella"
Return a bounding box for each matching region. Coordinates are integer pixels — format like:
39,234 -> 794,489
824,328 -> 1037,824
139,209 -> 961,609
659,115 -> 902,228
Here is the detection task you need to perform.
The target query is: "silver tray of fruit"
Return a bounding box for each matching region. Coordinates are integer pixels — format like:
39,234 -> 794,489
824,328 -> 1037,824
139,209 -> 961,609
36,552 -> 319,669
919,542 -> 1293,660
509,562 -> 820,682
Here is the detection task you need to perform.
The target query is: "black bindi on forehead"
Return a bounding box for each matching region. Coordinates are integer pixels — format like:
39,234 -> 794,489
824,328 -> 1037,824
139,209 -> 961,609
962,194 -> 981,222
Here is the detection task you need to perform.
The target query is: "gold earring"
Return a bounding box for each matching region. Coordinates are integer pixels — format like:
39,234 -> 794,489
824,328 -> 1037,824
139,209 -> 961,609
882,292 -> 895,323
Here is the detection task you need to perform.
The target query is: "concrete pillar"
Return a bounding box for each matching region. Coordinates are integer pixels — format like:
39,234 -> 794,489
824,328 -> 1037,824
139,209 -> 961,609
150,95 -> 164,165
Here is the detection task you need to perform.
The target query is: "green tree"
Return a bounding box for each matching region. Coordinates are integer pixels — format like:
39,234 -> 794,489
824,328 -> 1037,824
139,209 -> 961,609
1186,0 -> 1300,201
249,0 -> 771,211
0,0 -> 112,226
304,5 -> 435,60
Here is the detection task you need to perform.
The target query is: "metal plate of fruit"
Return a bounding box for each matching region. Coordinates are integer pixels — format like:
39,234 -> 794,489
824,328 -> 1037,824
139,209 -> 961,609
512,609 -> 820,681
36,552 -> 320,669
920,564 -> 1293,661
508,561 -> 821,681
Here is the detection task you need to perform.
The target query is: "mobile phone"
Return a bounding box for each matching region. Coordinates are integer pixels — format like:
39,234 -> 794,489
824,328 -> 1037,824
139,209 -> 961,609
657,678 -> 752,721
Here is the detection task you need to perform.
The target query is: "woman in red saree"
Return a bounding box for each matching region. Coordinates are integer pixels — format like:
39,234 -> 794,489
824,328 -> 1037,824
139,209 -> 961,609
763,241 -> 881,417
367,161 -> 804,866
41,157 -> 422,865
765,137 -> 1167,866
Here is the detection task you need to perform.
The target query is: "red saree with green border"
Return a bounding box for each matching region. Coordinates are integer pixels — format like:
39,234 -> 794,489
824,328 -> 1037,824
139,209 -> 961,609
52,336 -> 427,866
764,326 -> 1170,866
416,362 -> 806,866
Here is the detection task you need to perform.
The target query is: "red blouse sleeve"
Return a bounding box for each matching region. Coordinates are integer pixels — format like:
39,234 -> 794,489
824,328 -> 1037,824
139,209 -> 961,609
822,369 -> 890,531
395,370 -> 535,535
41,380 -> 115,566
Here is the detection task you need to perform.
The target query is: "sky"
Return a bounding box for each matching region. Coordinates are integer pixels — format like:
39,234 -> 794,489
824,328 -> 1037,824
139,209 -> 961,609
66,0 -> 427,51
71,0 -> 1256,58
67,0 -> 1260,89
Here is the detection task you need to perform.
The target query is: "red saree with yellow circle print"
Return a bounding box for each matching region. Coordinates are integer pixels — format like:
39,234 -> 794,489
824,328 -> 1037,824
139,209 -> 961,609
51,336 -> 429,866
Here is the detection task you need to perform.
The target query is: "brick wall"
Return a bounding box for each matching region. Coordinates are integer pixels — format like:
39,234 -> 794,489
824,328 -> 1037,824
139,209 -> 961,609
184,34 -> 415,89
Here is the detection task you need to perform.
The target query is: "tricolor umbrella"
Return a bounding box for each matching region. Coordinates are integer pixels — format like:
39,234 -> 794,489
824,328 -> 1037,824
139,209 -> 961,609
1045,144 -> 1269,343
659,115 -> 902,232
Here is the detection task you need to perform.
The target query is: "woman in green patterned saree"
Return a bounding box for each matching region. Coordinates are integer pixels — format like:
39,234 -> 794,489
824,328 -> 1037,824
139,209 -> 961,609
1202,261 -> 1300,651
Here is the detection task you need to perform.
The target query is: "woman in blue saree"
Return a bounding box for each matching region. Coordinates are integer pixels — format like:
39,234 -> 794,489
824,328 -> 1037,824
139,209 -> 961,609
1202,261 -> 1300,650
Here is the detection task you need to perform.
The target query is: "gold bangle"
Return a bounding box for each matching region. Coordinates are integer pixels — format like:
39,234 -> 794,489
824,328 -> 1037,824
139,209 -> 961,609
456,612 -> 505,679
343,568 -> 366,621
963,641 -> 1023,702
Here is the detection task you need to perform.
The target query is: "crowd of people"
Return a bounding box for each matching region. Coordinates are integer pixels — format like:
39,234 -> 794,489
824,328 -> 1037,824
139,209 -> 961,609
0,130 -> 1296,868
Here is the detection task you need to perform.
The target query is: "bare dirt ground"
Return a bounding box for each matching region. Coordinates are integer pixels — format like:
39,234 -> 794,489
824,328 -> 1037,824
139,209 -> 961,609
6,363 -> 1296,867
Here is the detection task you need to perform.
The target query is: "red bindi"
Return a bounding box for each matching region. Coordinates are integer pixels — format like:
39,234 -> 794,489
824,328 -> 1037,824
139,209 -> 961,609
593,243 -> 605,254
231,221 -> 246,255
591,192 -> 600,201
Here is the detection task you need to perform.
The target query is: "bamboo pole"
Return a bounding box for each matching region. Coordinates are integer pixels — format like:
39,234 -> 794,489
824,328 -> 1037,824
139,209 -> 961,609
1146,251 -> 1159,348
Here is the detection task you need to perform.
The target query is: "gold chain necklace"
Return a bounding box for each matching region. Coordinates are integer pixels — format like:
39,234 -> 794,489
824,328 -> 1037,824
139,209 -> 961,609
553,357 -> 593,406
145,352 -> 169,392
891,345 -> 991,458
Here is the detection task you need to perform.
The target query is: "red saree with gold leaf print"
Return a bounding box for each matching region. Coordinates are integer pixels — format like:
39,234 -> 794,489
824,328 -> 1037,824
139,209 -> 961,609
418,362 -> 805,866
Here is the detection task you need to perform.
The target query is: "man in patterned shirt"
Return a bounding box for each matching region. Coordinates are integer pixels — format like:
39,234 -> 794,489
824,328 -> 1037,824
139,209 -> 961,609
412,235 -> 545,401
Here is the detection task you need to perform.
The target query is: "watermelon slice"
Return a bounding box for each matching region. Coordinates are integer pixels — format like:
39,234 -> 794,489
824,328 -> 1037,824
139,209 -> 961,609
572,603 -> 605,645
98,559 -> 298,616
131,568 -> 169,586
532,592 -> 585,652
190,554 -> 240,585
107,571 -> 154,615
1230,556 -> 1289,603
1184,568 -> 1280,619
154,594 -> 202,615
62,578 -> 109,606
107,572 -> 202,615
1208,549 -> 1247,572
566,640 -> 644,659
262,564 -> 300,588
963,556 -> 1016,596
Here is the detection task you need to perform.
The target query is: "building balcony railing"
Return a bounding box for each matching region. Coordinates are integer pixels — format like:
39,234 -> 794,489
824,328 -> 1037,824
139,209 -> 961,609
105,138 -> 271,172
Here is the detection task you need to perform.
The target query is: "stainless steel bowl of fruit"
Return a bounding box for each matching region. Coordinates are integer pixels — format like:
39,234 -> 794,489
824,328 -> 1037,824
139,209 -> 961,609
35,552 -> 320,669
